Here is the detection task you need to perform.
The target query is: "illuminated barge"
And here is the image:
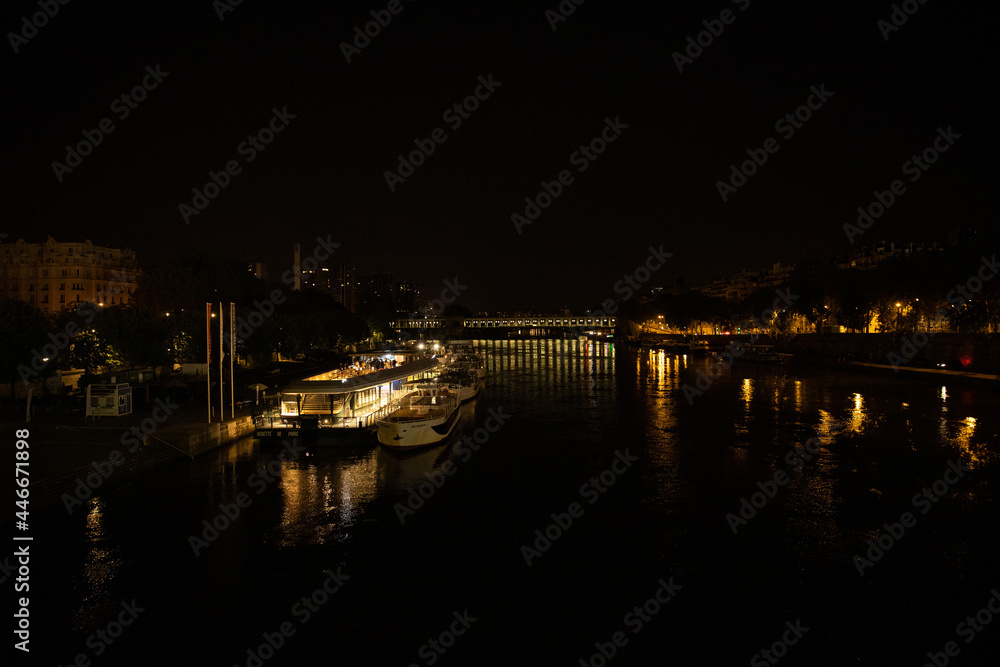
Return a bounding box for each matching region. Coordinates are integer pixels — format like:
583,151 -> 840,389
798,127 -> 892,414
254,356 -> 443,445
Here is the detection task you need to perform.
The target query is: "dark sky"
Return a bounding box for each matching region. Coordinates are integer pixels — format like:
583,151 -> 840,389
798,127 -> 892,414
3,0 -> 990,312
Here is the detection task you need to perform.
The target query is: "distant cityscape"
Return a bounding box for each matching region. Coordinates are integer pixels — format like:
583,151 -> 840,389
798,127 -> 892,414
0,232 -> 966,319
1,237 -> 421,319
682,239 -> 948,303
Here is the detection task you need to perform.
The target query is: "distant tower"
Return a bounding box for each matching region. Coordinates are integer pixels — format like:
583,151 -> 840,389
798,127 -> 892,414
293,243 -> 301,291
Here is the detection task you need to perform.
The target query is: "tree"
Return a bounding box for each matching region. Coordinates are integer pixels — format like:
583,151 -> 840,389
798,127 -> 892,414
0,299 -> 55,399
96,304 -> 172,368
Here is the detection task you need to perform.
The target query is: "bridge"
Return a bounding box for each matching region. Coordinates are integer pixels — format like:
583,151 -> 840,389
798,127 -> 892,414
394,314 -> 618,338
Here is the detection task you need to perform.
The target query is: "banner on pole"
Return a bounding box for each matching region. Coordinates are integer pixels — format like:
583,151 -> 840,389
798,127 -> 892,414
206,303 -> 213,366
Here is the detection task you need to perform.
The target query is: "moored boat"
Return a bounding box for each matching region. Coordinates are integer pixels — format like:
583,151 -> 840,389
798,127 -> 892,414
688,339 -> 711,356
255,357 -> 442,445
447,347 -> 486,379
738,343 -> 784,364
435,367 -> 482,402
377,383 -> 462,450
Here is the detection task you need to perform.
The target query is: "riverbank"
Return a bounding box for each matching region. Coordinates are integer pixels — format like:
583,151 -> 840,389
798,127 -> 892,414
846,361 -> 1000,387
0,402 -> 257,517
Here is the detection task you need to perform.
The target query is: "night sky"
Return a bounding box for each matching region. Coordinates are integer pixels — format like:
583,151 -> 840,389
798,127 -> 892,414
4,0 -> 990,312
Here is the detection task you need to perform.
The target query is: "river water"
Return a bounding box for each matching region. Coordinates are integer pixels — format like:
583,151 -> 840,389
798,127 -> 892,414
29,340 -> 1000,666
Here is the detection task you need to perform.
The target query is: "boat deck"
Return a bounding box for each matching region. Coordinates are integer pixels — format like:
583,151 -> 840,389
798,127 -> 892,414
381,407 -> 450,422
380,391 -> 458,423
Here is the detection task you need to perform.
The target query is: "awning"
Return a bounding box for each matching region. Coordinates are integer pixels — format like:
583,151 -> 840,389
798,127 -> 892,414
279,357 -> 442,395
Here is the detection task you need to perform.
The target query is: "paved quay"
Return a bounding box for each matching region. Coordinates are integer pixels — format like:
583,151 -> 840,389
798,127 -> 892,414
1,400 -> 256,516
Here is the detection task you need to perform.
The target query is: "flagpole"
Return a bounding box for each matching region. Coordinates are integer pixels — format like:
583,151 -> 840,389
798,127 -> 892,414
206,302 -> 212,423
219,301 -> 224,422
230,302 -> 235,419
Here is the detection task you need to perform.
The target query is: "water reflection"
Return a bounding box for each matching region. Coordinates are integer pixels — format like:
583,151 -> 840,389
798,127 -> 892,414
75,497 -> 121,630
848,392 -> 865,433
266,403 -> 479,546
273,449 -> 380,545
740,378 -> 753,407
940,415 -> 992,470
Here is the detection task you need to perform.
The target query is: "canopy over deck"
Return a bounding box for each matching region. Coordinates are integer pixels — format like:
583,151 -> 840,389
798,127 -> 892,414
280,357 -> 442,395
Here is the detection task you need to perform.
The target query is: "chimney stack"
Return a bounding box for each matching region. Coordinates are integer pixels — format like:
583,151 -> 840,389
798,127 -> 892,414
293,243 -> 301,291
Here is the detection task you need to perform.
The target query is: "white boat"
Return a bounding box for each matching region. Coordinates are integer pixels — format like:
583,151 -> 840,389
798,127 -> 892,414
377,383 -> 462,450
436,368 -> 482,402
446,347 -> 486,379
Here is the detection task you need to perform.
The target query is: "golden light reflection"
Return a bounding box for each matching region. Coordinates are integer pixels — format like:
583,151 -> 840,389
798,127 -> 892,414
276,450 -> 381,546
740,378 -> 753,406
940,416 -> 988,470
848,393 -> 865,433
74,497 -> 122,631
815,409 -> 841,444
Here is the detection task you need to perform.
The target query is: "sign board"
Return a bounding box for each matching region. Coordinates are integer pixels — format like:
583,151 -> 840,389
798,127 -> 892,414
86,383 -> 132,417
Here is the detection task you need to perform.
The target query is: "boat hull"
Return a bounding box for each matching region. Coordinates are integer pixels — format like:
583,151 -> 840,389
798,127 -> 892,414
458,380 -> 483,402
377,406 -> 461,450
255,425 -> 375,446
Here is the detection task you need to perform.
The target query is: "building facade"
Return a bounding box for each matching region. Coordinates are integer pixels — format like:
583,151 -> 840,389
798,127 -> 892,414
0,237 -> 141,314
301,260 -> 354,310
355,271 -> 393,312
